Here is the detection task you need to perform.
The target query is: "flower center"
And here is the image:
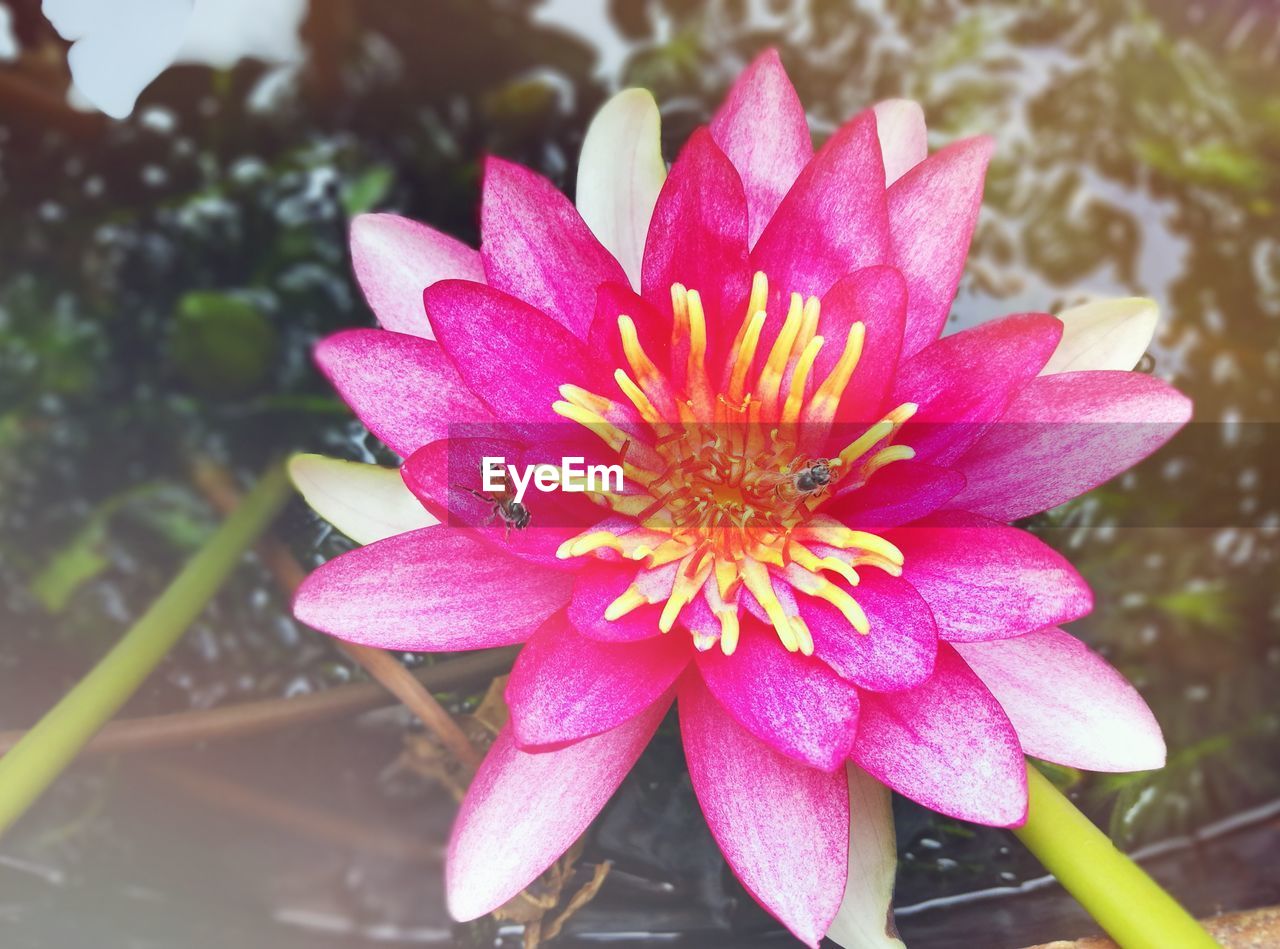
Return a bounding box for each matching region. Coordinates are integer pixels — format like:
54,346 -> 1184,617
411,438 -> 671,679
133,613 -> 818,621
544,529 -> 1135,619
553,272 -> 916,656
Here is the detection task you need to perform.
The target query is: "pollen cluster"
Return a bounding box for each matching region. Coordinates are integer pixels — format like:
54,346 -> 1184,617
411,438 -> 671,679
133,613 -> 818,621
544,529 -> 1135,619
553,272 -> 916,656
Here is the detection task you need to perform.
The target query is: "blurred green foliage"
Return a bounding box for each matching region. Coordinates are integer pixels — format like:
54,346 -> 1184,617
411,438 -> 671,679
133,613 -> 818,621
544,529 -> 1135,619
170,291 -> 278,397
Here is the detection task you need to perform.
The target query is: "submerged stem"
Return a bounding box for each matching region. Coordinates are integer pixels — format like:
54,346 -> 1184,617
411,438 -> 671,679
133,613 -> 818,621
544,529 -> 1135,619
0,463 -> 292,838
1014,763 -> 1220,949
0,647 -> 518,758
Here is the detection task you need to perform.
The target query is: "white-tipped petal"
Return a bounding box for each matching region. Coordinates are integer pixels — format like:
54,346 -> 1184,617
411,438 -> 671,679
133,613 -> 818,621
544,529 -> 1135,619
288,453 -> 436,546
349,213 -> 483,339
1043,297 -> 1159,375
576,88 -> 666,289
826,765 -> 906,949
953,629 -> 1166,773
872,99 -> 927,187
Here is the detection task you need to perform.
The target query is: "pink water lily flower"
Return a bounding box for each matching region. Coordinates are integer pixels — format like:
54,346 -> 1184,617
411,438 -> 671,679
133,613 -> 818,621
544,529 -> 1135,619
290,51 -> 1190,948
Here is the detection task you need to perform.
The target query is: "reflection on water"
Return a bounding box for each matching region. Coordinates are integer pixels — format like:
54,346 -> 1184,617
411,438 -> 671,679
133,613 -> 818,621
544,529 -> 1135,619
1,1 -> 1278,946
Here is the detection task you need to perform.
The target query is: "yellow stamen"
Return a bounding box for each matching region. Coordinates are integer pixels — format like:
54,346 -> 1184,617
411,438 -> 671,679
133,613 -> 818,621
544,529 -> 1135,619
837,419 -> 893,468
691,628 -> 719,652
718,609 -> 741,656
727,310 -> 767,405
755,293 -> 805,419
552,400 -> 633,455
792,295 -> 821,362
658,590 -> 688,632
557,531 -> 621,559
789,542 -> 861,586
556,528 -> 674,561
685,289 -> 713,413
605,586 -> 649,621
853,552 -> 904,578
799,518 -> 905,565
714,558 -> 741,601
862,444 -> 916,478
701,580 -> 743,656
884,402 -> 919,427
670,281 -> 691,330
558,383 -> 617,417
670,283 -> 689,350
790,613 -> 815,656
749,538 -> 787,568
658,554 -> 712,633
788,567 -> 870,634
616,315 -> 661,390
615,368 -> 662,423
808,322 -> 866,422
741,561 -> 799,652
780,335 -> 825,425
835,403 -> 918,474
724,274 -> 765,373
644,538 -> 696,567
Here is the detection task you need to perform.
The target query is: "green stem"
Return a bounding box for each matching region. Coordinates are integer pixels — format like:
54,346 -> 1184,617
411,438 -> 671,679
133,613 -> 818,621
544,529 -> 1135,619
0,463 -> 292,838
1014,763 -> 1220,949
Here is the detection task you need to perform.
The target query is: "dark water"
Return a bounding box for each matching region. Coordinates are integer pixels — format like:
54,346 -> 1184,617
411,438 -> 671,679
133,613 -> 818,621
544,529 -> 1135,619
1,1 -> 1279,946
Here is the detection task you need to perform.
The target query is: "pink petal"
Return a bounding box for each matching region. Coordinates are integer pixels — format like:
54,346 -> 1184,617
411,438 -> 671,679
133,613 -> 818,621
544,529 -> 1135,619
852,644 -> 1028,826
802,571 -> 938,693
807,265 -> 907,427
447,698 -> 669,920
292,527 -> 571,651
953,628 -> 1166,772
349,213 -> 484,338
889,136 -> 994,358
695,620 -> 860,771
425,280 -> 604,428
507,613 -> 690,750
872,99 -> 927,187
480,156 -> 628,338
891,312 -> 1062,465
752,110 -> 891,300
888,511 -> 1093,642
315,328 -> 493,457
948,370 -> 1192,522
641,128 -> 751,358
823,460 -> 966,531
709,48 -> 813,247
680,674 -> 849,948
568,562 -> 667,643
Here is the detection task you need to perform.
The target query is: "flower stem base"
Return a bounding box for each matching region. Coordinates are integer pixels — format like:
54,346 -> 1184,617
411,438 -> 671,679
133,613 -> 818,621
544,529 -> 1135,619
1014,762 -> 1220,949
